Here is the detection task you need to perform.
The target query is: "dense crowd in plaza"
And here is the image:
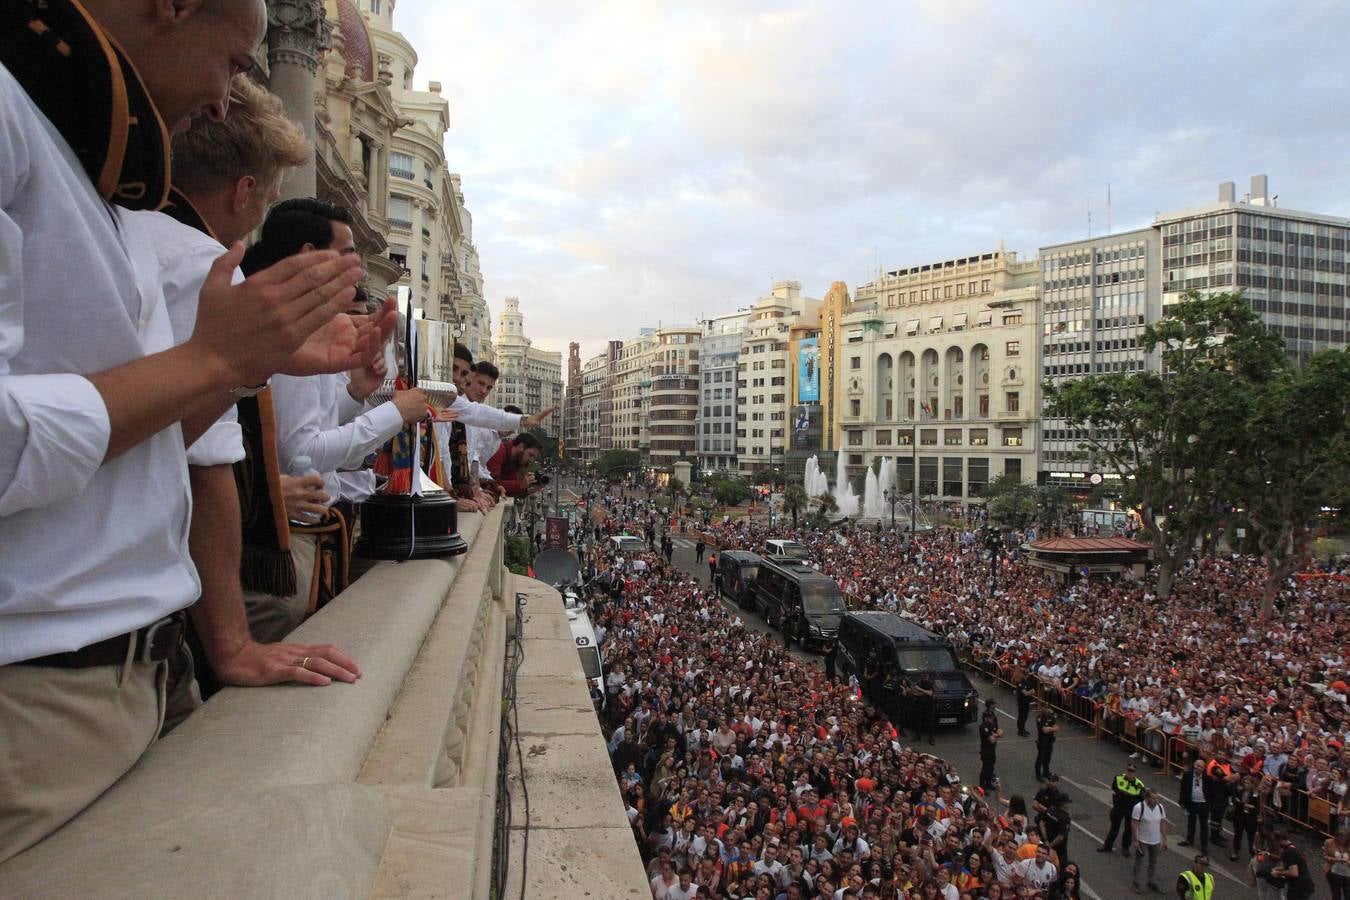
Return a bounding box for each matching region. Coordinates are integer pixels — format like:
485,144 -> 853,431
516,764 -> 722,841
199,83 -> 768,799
704,520 -> 1350,829
571,482 -> 1349,898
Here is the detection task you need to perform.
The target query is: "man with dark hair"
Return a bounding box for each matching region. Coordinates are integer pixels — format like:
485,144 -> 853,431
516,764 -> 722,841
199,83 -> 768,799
487,433 -> 546,498
0,0 -> 363,862
259,200 -> 441,640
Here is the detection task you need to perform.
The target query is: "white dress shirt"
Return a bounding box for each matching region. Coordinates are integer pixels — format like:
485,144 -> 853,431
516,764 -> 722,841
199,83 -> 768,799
269,371 -> 404,504
468,425 -> 503,481
0,64 -> 197,663
125,210 -> 244,467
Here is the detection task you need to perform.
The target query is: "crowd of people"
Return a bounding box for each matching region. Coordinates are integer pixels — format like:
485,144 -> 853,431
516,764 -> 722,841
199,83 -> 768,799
0,0 -> 552,864
559,481 -> 1349,898
582,526 -> 1092,899
699,519 -> 1350,841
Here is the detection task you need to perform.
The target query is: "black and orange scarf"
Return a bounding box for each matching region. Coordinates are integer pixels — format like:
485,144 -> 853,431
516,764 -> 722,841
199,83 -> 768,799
0,0 -> 170,210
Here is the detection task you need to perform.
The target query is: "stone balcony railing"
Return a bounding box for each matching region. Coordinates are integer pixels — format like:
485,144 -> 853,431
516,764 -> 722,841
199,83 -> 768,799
0,504 -> 647,899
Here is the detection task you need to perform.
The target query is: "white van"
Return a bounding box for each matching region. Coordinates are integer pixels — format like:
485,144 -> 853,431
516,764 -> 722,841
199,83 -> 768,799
566,601 -> 604,706
765,538 -> 811,562
609,534 -> 645,555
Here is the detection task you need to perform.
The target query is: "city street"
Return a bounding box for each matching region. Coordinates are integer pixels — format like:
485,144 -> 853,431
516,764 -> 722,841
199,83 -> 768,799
657,532 -> 1274,899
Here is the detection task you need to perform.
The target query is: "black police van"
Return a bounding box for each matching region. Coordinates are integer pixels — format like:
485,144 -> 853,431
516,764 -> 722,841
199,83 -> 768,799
716,550 -> 762,605
747,557 -> 845,650
836,611 -> 979,725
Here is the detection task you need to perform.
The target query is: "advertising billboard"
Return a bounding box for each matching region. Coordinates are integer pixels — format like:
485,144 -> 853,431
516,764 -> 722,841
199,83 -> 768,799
797,337 -> 820,402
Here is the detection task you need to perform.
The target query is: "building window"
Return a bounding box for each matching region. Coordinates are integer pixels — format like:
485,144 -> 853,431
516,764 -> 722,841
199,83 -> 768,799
387,196 -> 412,228
1002,312 -> 1023,326
389,152 -> 415,180
969,428 -> 988,446
968,457 -> 989,496
847,430 -> 863,446
943,457 -> 963,497
944,428 -> 962,446
849,399 -> 861,417
1005,391 -> 1020,412
1002,427 -> 1023,447
1005,458 -> 1022,479
1005,340 -> 1021,357
850,356 -> 861,369
876,430 -> 891,446
978,394 -> 990,417
920,428 -> 937,446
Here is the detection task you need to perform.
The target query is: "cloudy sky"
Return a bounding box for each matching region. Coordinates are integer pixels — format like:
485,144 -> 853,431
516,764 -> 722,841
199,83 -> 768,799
394,0 -> 1350,360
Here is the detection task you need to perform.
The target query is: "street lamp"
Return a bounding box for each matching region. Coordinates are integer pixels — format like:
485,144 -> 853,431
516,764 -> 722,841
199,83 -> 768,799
883,487 -> 902,530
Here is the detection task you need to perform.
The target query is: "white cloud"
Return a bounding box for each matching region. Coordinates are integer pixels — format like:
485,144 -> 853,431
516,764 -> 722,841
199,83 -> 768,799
394,0 -> 1350,359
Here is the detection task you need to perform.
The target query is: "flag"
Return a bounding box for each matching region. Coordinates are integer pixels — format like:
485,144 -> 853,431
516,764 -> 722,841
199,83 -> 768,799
920,400 -> 935,418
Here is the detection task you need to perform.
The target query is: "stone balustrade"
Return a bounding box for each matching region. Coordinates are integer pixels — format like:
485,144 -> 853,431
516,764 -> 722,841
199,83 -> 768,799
0,503 -> 647,899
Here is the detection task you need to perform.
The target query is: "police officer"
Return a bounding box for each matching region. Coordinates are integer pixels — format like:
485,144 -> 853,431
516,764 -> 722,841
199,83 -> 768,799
1034,702 -> 1059,781
911,671 -> 936,745
978,699 -> 1002,791
1099,761 -> 1145,854
1016,670 -> 1037,736
1176,855 -> 1213,900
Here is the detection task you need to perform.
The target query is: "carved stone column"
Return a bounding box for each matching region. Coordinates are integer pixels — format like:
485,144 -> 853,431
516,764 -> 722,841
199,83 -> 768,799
266,0 -> 330,199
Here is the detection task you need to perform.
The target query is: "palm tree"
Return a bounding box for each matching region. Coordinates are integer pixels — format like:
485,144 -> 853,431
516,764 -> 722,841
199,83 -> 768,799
783,483 -> 808,527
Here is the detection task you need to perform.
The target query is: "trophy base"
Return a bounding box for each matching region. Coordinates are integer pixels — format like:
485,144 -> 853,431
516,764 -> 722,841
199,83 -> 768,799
355,491 -> 469,560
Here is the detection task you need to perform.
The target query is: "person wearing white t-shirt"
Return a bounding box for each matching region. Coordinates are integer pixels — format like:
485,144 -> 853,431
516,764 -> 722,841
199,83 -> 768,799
1013,844 -> 1058,890
1130,788 -> 1169,893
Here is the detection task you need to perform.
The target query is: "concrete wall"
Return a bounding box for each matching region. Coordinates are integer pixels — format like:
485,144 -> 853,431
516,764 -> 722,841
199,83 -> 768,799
0,504 -> 646,899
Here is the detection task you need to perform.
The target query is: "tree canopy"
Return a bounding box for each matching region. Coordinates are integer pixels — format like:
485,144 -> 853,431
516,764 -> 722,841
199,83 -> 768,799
1044,290 -> 1348,611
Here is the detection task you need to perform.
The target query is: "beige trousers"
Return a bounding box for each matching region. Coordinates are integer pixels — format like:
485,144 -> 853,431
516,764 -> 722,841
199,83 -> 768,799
242,532 -> 316,644
0,651 -> 166,863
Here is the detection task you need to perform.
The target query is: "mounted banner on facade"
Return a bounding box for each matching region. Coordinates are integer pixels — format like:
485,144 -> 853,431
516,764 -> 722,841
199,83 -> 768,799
798,337 -> 820,402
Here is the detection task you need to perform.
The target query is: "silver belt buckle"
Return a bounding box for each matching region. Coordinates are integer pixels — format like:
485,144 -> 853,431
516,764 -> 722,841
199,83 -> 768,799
138,613 -> 181,664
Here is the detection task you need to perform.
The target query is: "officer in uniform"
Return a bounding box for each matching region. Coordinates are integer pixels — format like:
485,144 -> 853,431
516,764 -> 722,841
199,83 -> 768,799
1098,762 -> 1145,854
1034,702 -> 1059,780
1016,670 -> 1037,736
978,699 -> 1002,791
1176,855 -> 1213,900
910,671 -> 936,745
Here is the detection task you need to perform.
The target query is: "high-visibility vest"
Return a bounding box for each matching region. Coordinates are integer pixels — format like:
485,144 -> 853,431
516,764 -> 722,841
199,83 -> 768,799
1179,870 -> 1213,900
1115,773 -> 1144,796
1205,759 -> 1232,781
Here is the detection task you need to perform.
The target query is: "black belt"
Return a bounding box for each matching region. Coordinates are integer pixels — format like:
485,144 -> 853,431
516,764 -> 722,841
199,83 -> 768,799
12,610 -> 187,668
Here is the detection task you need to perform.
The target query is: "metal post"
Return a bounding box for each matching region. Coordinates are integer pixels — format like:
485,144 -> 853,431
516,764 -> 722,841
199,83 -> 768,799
911,423 -> 918,533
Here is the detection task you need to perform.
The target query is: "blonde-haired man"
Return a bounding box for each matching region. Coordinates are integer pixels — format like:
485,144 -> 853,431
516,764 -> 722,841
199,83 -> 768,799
130,74 -> 370,733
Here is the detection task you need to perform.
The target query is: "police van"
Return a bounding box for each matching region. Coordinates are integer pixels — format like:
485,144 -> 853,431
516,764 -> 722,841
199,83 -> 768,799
836,611 -> 979,725
748,556 -> 845,650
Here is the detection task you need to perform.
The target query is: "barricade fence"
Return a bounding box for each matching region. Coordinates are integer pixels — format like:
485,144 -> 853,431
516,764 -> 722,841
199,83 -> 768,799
961,650 -> 1337,840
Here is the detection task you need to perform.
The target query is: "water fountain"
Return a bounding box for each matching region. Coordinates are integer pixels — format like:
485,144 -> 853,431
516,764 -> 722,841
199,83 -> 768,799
803,455 -> 830,497
862,457 -> 896,519
832,451 -> 860,517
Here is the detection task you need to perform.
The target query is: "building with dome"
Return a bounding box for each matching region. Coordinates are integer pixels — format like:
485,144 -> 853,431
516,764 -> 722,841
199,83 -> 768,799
493,298 -> 564,419
258,0 -> 493,363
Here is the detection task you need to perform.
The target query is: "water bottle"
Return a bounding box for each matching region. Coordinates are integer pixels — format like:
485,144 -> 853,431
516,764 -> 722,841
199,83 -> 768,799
290,454 -> 322,525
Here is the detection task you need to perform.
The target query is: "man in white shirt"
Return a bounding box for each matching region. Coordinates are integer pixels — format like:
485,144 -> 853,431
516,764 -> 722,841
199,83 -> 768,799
1130,788 -> 1169,893
1013,843 -> 1058,890
257,199 -> 435,641
0,0 -> 365,863
132,76 -> 376,723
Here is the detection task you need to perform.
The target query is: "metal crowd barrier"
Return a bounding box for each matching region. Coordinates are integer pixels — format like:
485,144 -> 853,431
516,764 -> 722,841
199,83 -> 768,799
961,650 -> 1337,839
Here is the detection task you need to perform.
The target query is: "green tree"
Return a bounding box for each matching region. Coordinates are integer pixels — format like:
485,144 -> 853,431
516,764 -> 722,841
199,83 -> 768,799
594,448 -> 640,476
709,476 -> 753,507
1229,349 -> 1350,615
1044,291 -> 1286,597
782,483 -> 808,527
1036,484 -> 1072,532
985,473 -> 1037,528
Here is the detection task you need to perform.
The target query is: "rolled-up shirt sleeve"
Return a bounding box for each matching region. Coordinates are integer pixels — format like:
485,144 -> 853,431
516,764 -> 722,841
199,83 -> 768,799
270,373 -> 406,476
185,407 -> 244,468
0,200 -> 111,515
